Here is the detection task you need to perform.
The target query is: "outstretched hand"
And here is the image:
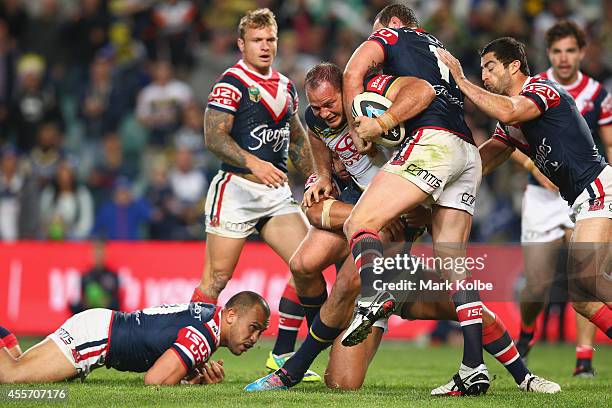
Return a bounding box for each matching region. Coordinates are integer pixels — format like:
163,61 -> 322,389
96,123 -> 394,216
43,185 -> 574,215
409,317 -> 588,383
435,48 -> 466,83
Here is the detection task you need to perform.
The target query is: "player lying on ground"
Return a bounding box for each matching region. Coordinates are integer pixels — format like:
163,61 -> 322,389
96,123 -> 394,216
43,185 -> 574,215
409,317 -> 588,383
0,291 -> 269,385
437,38 -> 612,339
246,159 -> 560,394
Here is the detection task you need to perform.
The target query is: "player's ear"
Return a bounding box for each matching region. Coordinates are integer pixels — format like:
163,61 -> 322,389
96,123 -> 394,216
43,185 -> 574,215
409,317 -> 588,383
510,60 -> 522,75
237,38 -> 245,53
578,47 -> 586,61
225,308 -> 237,325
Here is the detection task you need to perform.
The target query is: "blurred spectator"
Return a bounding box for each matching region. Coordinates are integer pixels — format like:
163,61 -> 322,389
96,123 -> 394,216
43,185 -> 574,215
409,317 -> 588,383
0,19 -> 16,141
70,239 -> 120,313
87,132 -> 137,206
28,121 -> 64,188
9,54 -> 63,152
0,0 -> 29,49
136,60 -> 193,146
167,146 -> 206,239
78,56 -> 125,141
173,104 -> 219,174
151,0 -> 197,69
0,145 -> 25,240
40,158 -> 94,240
23,0 -> 65,76
146,157 -> 178,240
92,176 -> 152,240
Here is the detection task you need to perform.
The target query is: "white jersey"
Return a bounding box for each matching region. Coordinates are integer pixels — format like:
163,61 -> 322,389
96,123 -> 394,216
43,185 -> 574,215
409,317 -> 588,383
305,107 -> 391,189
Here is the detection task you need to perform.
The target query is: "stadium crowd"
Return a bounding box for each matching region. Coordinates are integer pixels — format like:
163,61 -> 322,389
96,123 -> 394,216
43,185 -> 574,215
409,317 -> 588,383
0,0 -> 610,242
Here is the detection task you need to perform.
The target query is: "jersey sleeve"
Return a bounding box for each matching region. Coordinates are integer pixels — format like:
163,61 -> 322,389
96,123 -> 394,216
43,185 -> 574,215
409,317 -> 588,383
491,122 -> 514,147
206,75 -> 243,115
171,327 -> 212,370
520,81 -> 561,113
597,89 -> 612,126
367,28 -> 399,58
288,81 -> 299,114
364,74 -> 399,98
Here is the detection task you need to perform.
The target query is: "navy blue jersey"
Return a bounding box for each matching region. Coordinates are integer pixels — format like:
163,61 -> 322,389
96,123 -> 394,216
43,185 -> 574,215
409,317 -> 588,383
367,28 -> 473,143
493,77 -> 607,205
206,60 -> 299,174
106,303 -> 220,373
527,70 -> 612,187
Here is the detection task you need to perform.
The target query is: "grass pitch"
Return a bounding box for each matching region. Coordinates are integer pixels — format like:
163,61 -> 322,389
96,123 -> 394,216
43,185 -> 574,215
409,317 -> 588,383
1,339 -> 610,407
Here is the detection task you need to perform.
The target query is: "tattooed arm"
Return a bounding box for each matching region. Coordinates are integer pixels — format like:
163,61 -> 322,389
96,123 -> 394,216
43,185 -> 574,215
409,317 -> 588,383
288,113 -> 315,177
204,108 -> 287,186
343,41 -> 384,154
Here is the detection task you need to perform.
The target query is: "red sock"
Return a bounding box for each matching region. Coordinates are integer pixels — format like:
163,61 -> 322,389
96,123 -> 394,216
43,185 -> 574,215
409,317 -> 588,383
190,287 -> 218,304
0,338 -> 4,348
482,312 -> 528,384
576,345 -> 594,360
589,305 -> 612,339
0,333 -> 17,349
520,320 -> 536,334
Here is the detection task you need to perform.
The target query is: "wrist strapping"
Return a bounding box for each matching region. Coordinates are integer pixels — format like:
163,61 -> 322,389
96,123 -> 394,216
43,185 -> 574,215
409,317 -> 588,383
376,111 -> 399,133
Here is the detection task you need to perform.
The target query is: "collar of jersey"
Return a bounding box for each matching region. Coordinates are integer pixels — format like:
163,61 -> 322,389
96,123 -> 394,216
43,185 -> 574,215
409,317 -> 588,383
546,67 -> 583,90
237,60 -> 274,80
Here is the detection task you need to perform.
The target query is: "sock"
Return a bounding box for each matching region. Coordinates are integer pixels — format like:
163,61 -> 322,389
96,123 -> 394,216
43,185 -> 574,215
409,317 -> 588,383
190,287 -> 217,304
350,229 -> 383,299
589,305 -> 612,339
272,284 -> 305,356
0,326 -> 17,349
452,286 -> 484,368
282,313 -> 343,384
483,312 -> 529,384
298,290 -> 327,328
575,345 -> 594,370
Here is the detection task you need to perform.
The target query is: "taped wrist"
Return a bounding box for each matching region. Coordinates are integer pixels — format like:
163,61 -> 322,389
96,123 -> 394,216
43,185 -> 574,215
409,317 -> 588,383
321,199 -> 337,229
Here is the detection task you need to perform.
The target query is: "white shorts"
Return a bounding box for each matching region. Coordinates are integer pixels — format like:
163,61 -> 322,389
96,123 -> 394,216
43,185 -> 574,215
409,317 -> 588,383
383,128 -> 482,215
204,170 -> 304,238
571,166 -> 612,222
521,184 -> 574,243
48,309 -> 113,378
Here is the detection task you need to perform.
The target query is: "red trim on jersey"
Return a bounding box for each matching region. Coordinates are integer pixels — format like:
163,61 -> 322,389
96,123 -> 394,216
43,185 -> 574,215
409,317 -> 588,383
594,177 -> 605,200
567,74 -> 590,97
224,72 -> 290,123
213,174 -> 232,226
235,64 -> 281,97
414,126 -> 474,145
391,129 -> 424,165
105,311 -> 115,356
522,94 -> 545,113
171,347 -> 190,371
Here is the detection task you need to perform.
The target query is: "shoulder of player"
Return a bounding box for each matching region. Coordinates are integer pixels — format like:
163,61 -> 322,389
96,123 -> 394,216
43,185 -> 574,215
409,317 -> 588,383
304,106 -> 327,134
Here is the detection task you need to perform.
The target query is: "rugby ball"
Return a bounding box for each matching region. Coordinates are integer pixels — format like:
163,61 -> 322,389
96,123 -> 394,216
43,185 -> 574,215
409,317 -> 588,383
351,91 -> 406,147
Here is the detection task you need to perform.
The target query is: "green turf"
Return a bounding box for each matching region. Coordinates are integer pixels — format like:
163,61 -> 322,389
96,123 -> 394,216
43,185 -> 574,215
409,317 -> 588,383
1,339 -> 610,407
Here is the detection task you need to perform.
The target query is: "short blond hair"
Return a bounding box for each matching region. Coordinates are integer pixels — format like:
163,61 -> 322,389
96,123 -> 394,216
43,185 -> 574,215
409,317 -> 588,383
238,8 -> 277,39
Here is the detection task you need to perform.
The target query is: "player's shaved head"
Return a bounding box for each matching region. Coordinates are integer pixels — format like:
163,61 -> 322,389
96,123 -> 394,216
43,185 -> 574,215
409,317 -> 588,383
375,4 -> 419,28
225,291 -> 270,317
480,37 -> 530,76
305,62 -> 342,92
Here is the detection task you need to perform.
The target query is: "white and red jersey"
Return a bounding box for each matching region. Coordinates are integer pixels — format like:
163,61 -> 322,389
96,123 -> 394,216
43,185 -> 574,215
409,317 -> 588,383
206,60 -> 299,175
540,69 -> 612,147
